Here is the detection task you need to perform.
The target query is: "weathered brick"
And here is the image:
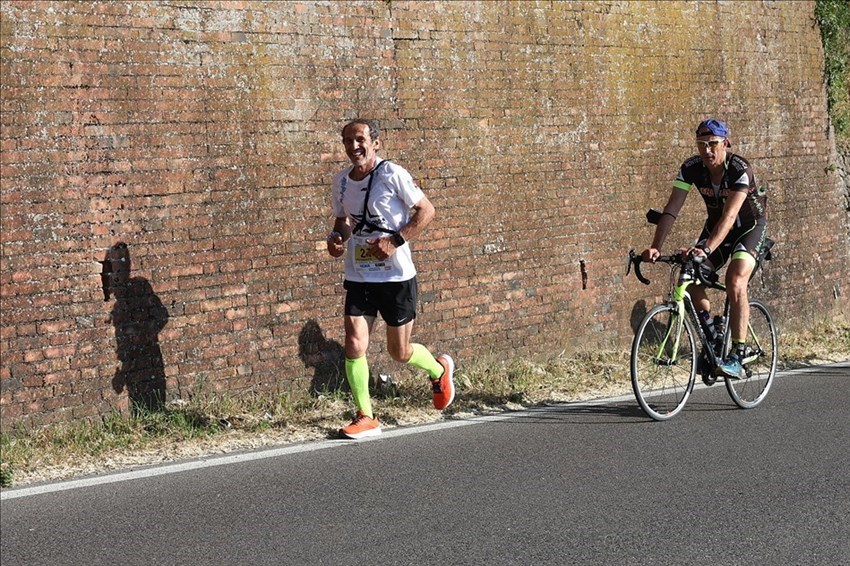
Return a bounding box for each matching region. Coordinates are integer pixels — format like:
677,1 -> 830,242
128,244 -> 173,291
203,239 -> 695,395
1,0 -> 848,429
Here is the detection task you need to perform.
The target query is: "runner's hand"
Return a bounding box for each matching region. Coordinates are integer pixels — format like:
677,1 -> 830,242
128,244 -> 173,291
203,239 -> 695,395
366,237 -> 397,260
327,231 -> 345,257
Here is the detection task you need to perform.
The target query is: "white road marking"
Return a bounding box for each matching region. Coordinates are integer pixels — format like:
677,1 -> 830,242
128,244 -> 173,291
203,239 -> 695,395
2,362 -> 846,501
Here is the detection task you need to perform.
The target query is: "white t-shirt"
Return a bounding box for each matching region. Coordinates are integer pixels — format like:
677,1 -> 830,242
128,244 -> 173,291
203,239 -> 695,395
331,159 -> 425,282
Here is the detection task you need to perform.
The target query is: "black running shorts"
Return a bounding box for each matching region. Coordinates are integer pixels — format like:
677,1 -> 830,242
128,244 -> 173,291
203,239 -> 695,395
343,278 -> 418,327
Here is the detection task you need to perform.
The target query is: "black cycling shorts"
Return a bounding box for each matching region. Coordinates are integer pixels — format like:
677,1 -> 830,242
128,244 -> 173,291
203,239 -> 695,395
343,278 -> 418,327
699,220 -> 768,270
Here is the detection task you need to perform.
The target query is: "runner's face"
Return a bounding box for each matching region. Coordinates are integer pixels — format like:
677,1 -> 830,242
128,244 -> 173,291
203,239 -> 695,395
696,134 -> 727,167
342,123 -> 379,169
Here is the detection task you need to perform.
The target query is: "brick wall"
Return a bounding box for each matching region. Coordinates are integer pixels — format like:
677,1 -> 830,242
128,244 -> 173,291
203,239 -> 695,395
2,1 -> 848,428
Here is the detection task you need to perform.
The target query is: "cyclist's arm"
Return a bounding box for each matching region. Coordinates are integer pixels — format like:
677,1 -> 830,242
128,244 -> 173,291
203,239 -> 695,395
644,187 -> 688,261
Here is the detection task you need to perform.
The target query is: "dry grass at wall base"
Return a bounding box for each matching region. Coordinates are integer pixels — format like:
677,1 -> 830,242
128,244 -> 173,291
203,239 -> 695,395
2,318 -> 848,488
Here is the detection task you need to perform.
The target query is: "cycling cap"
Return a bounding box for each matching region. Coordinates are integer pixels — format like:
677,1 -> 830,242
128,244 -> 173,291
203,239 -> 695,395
696,119 -> 728,138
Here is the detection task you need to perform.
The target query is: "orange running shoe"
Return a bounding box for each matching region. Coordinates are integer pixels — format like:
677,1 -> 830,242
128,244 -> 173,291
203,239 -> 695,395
432,354 -> 455,410
339,411 -> 381,439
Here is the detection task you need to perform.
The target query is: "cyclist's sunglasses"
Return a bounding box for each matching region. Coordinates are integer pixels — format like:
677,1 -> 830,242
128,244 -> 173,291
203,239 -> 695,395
695,138 -> 725,149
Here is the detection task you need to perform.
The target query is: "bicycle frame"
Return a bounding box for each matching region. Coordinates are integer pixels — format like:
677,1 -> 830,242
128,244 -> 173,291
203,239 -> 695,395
628,230 -> 777,420
658,263 -> 728,369
629,249 -> 771,373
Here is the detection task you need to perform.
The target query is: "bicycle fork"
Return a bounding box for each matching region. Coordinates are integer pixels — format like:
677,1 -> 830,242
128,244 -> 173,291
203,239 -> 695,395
653,300 -> 689,366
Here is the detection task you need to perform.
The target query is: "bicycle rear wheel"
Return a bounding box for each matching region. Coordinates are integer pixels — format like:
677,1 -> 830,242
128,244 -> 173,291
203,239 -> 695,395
631,303 -> 697,420
726,299 -> 778,409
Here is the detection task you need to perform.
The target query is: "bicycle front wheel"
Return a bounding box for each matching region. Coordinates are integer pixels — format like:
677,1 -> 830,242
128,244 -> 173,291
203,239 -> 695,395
631,303 -> 697,421
726,299 -> 778,409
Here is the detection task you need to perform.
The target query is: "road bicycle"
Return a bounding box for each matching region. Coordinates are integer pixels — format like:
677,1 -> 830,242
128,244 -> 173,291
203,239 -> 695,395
625,221 -> 778,421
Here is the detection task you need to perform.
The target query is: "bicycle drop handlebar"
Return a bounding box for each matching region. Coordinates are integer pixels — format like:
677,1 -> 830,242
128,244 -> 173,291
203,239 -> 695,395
626,249 -> 720,288
625,250 -> 652,285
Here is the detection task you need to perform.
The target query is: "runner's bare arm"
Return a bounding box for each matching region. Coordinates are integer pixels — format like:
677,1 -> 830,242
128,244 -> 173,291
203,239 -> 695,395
368,196 -> 436,259
327,216 -> 351,257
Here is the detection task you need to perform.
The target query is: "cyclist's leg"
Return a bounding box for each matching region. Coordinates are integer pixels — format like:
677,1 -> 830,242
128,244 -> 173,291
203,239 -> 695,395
717,223 -> 766,378
726,253 -> 755,343
689,284 -> 710,313
692,228 -> 720,313
726,222 -> 767,346
691,246 -> 719,379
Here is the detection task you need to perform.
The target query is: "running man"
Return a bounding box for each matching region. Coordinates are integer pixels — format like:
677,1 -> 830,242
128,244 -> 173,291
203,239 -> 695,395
327,119 -> 455,439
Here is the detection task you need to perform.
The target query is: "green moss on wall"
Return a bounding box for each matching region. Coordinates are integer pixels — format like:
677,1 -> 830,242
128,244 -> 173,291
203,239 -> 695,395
816,0 -> 850,145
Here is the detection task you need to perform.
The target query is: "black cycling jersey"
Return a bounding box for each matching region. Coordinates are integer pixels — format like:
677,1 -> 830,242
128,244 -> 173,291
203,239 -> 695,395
674,153 -> 767,230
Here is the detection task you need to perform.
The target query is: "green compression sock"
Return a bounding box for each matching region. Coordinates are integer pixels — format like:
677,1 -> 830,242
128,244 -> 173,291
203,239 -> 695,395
345,356 -> 373,418
407,343 -> 444,380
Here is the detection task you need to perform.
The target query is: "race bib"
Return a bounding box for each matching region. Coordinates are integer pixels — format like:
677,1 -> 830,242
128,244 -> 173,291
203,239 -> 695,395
352,236 -> 390,273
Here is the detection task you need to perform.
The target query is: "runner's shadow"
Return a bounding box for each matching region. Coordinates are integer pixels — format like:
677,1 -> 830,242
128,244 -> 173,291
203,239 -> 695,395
101,242 -> 168,414
299,319 -> 347,395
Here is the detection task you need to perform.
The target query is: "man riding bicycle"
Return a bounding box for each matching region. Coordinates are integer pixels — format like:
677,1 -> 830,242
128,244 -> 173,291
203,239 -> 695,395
642,119 -> 768,379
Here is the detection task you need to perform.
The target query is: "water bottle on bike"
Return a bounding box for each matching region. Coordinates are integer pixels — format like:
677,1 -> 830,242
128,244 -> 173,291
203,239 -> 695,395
712,315 -> 726,355
699,310 -> 716,341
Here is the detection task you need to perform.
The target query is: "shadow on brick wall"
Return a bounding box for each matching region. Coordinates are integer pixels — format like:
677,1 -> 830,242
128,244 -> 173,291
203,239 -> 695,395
298,319 -> 347,396
101,242 -> 169,414
630,300 -> 650,333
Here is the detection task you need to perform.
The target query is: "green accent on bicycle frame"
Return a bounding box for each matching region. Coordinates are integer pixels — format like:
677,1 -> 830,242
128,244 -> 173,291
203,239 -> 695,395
673,180 -> 692,192
654,301 -> 688,365
655,276 -> 697,364
672,279 -> 692,303
745,321 -> 763,364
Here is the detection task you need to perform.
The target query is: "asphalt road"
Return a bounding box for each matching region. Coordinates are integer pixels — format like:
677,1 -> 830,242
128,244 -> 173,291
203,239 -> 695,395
2,362 -> 849,565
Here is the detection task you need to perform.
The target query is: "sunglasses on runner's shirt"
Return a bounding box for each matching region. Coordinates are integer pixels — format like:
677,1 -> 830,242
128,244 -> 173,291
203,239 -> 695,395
695,139 -> 725,149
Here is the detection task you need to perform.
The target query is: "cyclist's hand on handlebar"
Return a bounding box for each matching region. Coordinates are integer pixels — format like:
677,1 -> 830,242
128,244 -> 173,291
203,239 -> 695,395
684,246 -> 708,264
641,248 -> 660,263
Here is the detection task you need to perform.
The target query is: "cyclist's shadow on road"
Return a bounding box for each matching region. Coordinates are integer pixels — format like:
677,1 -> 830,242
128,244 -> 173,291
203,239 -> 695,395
298,319 -> 348,396
490,403 -> 649,425
102,242 -> 169,414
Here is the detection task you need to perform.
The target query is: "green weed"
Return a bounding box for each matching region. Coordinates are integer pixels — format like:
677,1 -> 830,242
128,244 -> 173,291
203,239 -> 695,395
817,0 -> 850,143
